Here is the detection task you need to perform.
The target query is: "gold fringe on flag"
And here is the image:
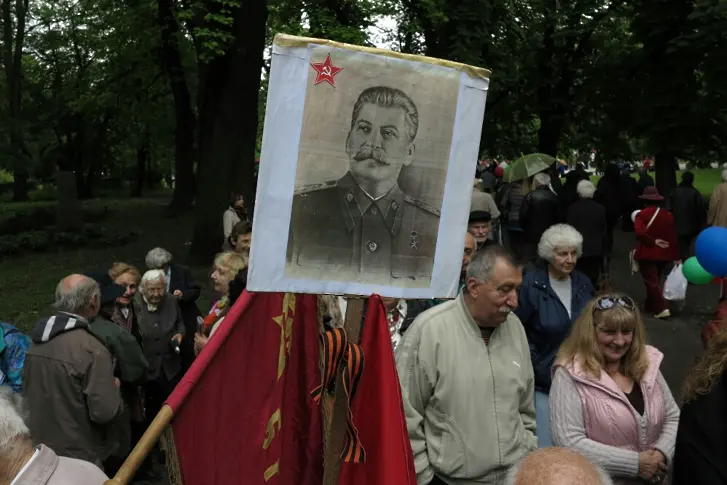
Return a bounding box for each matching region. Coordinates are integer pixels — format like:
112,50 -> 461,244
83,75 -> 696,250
161,425 -> 184,485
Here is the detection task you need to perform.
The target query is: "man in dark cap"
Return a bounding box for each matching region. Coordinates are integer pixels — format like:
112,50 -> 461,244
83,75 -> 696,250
468,210 -> 499,250
85,271 -> 148,475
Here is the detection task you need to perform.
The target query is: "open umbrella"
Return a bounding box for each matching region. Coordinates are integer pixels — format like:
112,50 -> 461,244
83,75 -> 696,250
504,153 -> 557,182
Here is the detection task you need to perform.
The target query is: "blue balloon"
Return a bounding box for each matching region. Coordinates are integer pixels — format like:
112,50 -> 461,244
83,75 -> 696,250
695,226 -> 727,277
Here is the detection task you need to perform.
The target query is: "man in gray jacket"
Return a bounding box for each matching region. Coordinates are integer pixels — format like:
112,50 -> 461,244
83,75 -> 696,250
397,246 -> 537,485
23,274 -> 122,467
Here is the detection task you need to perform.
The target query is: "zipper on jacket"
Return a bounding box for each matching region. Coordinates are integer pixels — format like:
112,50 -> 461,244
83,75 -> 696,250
534,278 -> 589,321
569,373 -> 642,429
484,340 -> 503,467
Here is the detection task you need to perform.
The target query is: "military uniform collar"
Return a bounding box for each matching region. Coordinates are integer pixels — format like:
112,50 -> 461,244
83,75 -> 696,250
338,172 -> 405,236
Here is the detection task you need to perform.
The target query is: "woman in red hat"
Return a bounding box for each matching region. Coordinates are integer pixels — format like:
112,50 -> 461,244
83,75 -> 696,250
633,186 -> 680,319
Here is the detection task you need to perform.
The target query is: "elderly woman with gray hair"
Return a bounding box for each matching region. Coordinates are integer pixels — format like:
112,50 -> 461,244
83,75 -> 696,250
515,224 -> 595,447
132,270 -> 184,428
145,247 -> 201,369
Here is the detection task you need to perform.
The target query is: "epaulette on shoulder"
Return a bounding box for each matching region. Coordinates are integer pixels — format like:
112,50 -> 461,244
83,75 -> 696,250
404,194 -> 441,217
294,180 -> 337,196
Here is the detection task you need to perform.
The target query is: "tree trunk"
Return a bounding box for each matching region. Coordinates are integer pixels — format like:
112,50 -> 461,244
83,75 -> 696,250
158,0 -> 196,212
655,152 -> 677,200
11,169 -> 28,201
146,156 -> 155,190
73,154 -> 87,199
537,113 -> 564,157
3,0 -> 29,201
83,163 -> 96,199
188,0 -> 268,264
131,139 -> 149,197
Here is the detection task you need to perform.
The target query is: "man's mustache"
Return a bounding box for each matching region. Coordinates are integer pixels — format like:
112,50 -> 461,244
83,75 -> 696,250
353,144 -> 388,164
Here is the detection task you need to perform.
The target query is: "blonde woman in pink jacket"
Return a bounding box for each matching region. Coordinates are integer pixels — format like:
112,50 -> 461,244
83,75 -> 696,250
549,294 -> 680,485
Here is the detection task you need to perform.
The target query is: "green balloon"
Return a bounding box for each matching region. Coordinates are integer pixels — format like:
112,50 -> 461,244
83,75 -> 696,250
682,257 -> 714,284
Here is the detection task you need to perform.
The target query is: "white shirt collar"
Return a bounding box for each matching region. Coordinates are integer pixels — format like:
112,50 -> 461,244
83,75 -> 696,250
10,448 -> 39,485
58,311 -> 88,324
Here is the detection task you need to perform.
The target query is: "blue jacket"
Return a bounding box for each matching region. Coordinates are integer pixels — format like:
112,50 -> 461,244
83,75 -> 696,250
515,266 -> 594,393
0,321 -> 30,393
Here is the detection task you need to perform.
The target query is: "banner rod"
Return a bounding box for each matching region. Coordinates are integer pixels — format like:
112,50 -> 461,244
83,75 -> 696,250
104,404 -> 175,485
322,296 -> 366,485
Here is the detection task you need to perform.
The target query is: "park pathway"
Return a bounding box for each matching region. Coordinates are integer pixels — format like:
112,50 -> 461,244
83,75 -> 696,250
608,228 -> 715,396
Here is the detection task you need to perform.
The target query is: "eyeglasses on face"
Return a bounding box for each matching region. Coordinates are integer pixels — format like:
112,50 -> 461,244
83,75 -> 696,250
594,295 -> 635,312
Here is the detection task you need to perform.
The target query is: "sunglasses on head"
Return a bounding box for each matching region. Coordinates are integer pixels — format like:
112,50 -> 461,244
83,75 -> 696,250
594,295 -> 635,312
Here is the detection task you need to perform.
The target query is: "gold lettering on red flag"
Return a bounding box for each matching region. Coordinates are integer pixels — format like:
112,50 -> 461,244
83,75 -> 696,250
263,409 -> 282,450
272,293 -> 296,379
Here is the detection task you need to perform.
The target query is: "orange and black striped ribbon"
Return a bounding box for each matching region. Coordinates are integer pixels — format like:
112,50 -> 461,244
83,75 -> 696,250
311,328 -> 347,404
340,342 -> 365,463
310,329 -> 367,463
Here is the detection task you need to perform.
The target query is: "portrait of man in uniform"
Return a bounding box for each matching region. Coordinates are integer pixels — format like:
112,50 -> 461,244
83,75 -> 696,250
286,85 -> 441,285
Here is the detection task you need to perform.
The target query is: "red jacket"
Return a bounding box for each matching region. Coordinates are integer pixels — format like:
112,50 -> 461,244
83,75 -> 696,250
634,206 -> 679,261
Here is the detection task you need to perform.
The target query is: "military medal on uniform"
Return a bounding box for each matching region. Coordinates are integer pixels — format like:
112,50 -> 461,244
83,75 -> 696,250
409,231 -> 419,250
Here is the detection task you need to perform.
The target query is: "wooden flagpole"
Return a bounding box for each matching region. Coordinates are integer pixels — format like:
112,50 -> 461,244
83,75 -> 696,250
322,296 -> 365,485
104,405 -> 174,485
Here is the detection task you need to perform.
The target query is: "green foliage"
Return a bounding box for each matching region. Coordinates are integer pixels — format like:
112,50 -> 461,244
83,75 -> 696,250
1,0 -> 727,205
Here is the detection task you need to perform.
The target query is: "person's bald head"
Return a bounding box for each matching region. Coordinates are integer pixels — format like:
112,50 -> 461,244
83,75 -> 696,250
53,274 -> 101,321
505,448 -> 613,485
61,274 -> 87,290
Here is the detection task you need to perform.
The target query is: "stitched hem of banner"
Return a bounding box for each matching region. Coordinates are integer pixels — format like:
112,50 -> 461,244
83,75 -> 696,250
162,426 -> 183,485
274,33 -> 491,80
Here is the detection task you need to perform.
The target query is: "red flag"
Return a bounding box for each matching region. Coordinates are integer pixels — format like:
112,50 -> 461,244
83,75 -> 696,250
164,292 -> 323,485
338,295 -> 417,485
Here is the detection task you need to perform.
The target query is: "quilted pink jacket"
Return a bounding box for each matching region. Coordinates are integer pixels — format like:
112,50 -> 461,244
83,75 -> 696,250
563,346 -> 666,451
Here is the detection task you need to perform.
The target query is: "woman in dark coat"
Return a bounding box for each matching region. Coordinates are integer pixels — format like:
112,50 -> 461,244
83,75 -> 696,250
145,247 -> 201,370
668,171 -> 707,259
673,329 -> 727,485
595,164 -> 622,256
566,180 -> 608,288
515,223 -> 595,447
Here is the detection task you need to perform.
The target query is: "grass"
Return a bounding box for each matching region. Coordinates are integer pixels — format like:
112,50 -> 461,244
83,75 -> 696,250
0,192 -> 214,332
587,168 -> 722,197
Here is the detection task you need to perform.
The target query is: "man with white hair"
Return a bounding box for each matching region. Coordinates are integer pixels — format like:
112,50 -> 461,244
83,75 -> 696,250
132,270 -> 184,425
23,274 -> 122,467
397,246 -> 537,485
0,387 -> 109,484
566,180 -> 608,287
504,448 -> 614,485
520,172 -> 561,266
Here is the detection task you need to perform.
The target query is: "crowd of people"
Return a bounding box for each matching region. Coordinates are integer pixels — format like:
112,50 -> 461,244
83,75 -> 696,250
390,164 -> 727,485
0,192 -> 253,483
1,165 -> 727,485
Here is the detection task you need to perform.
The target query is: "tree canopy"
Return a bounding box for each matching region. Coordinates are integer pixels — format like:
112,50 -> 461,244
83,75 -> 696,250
1,0 -> 725,260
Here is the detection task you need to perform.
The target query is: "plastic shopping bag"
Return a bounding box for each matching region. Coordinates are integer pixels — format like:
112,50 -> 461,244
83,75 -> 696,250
663,263 -> 688,301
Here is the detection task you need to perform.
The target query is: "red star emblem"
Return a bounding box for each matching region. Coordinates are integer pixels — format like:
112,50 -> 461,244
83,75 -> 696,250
310,54 -> 343,87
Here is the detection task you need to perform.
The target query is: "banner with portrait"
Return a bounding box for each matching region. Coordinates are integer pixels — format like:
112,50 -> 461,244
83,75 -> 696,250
248,34 -> 490,298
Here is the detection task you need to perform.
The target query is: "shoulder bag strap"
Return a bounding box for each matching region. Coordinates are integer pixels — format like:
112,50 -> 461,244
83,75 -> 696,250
646,208 -> 660,230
